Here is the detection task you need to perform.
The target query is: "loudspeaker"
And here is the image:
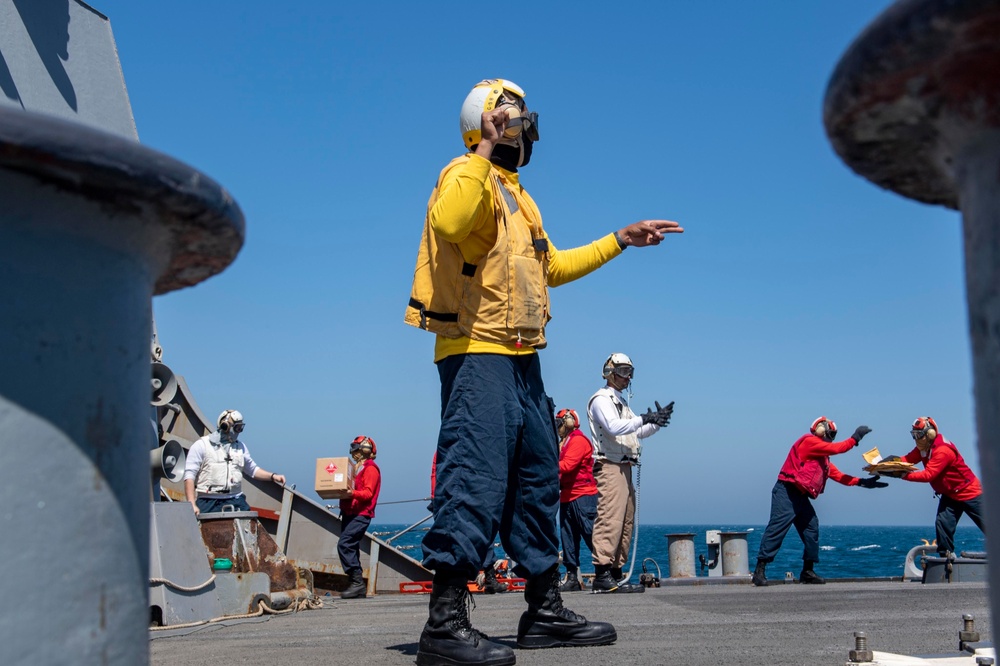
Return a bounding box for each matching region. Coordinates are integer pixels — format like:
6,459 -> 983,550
151,438 -> 186,483
151,362 -> 178,407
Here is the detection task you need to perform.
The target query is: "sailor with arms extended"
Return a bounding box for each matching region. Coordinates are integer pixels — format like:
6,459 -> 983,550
587,353 -> 673,593
405,78 -> 684,666
183,409 -> 285,516
752,416 -> 885,586
893,417 -> 985,557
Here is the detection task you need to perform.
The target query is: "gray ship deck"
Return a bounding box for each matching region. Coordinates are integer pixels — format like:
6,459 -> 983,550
150,580 -> 990,665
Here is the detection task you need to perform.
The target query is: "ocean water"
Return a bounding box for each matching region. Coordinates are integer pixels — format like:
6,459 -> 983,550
370,523 -> 986,580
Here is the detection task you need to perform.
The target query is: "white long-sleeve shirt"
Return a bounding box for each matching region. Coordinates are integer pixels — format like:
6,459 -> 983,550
587,386 -> 660,461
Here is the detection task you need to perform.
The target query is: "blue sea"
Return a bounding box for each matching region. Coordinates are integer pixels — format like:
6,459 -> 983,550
370,523 -> 986,580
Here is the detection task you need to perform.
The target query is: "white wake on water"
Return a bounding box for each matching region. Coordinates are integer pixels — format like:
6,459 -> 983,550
851,544 -> 880,551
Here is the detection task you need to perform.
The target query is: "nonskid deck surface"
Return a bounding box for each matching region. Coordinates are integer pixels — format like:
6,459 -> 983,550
151,580 -> 989,666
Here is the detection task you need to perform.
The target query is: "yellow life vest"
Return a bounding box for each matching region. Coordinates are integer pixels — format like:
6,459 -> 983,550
405,156 -> 551,348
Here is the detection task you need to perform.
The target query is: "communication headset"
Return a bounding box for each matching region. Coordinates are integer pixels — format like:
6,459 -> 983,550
911,416 -> 938,441
810,416 -> 837,441
556,408 -> 579,430
351,435 -> 377,459
217,409 -> 244,434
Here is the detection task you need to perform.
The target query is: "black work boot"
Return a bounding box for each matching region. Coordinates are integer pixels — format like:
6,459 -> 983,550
751,559 -> 768,587
482,564 -> 507,594
559,569 -> 582,592
591,565 -> 619,593
340,569 -> 367,599
417,576 -> 515,666
799,561 -> 825,585
517,566 -> 617,649
610,567 -> 644,593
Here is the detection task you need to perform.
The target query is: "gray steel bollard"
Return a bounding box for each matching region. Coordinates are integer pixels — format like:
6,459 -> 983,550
0,107 -> 243,664
825,0 -> 1000,653
721,531 -> 750,576
666,532 -> 697,577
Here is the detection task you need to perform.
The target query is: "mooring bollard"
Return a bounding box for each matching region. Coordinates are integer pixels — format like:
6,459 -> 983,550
824,0 -> 1000,653
666,533 -> 697,577
720,531 -> 750,577
0,6 -> 245,660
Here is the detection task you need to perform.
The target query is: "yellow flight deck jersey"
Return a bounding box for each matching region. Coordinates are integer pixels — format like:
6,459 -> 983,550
406,153 -> 623,363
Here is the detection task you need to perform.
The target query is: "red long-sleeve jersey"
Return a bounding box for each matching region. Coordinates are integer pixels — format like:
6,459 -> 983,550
902,435 -> 981,501
778,433 -> 861,498
340,459 -> 381,518
559,429 -> 597,504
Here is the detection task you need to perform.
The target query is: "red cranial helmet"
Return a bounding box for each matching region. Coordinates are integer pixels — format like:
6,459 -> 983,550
351,435 -> 377,459
911,417 -> 938,441
556,408 -> 580,430
810,416 -> 837,441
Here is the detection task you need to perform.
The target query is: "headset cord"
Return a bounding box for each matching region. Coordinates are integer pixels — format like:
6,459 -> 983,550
622,460 -> 641,583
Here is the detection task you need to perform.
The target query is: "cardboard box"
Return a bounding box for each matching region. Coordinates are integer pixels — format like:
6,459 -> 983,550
315,456 -> 353,499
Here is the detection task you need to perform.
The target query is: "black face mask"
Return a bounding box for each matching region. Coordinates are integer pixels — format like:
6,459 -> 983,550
490,137 -> 533,171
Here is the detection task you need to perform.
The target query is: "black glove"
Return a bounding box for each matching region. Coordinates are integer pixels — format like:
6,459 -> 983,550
656,400 -> 674,425
641,407 -> 658,425
857,475 -> 888,489
851,425 -> 872,445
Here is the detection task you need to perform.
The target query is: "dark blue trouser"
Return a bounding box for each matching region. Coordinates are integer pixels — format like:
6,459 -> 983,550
935,494 -> 986,555
560,493 -> 597,573
756,480 -> 820,564
196,495 -> 251,514
422,353 -> 560,581
338,513 -> 371,575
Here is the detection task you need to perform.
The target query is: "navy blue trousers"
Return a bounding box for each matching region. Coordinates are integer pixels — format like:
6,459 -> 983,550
338,513 -> 371,575
560,493 -> 597,573
422,353 -> 560,580
935,494 -> 986,555
756,481 -> 820,564
196,495 -> 250,514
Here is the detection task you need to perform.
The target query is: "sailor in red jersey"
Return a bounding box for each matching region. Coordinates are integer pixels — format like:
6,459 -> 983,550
898,417 -> 985,556
338,435 -> 381,599
752,416 -> 885,586
555,409 -> 598,592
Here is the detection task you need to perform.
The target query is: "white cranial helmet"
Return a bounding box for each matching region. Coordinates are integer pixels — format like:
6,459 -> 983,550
459,78 -> 527,150
217,409 -> 244,433
602,353 -> 634,380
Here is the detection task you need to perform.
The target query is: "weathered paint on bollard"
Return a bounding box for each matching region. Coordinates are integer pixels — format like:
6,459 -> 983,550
720,531 -> 750,577
666,533 -> 697,578
0,107 -> 243,664
824,0 -> 1000,653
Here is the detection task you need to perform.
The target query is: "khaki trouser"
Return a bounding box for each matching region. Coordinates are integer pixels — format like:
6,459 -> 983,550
590,459 -> 635,568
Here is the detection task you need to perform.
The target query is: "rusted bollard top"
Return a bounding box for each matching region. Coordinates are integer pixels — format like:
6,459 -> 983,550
823,0 -> 1000,210
0,105 -> 245,294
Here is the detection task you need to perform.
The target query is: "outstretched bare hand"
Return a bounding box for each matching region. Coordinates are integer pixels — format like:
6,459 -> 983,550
617,220 -> 684,248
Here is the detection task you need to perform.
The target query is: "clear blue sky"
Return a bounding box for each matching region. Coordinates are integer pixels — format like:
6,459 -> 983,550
95,1 -> 974,527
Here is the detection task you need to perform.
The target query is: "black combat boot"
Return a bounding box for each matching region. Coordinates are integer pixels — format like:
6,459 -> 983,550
417,575 -> 515,666
340,569 -> 367,599
591,564 -> 618,592
559,568 -> 582,592
799,560 -> 825,585
517,566 -> 617,649
751,559 -> 768,587
482,564 -> 507,594
610,567 -> 644,593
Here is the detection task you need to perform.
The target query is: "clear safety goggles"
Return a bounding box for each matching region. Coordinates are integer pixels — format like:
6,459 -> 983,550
232,422 -> 245,433
611,365 -> 633,379
910,430 -> 925,440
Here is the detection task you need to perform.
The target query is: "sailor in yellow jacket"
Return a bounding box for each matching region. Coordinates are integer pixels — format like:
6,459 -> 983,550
406,78 -> 683,666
